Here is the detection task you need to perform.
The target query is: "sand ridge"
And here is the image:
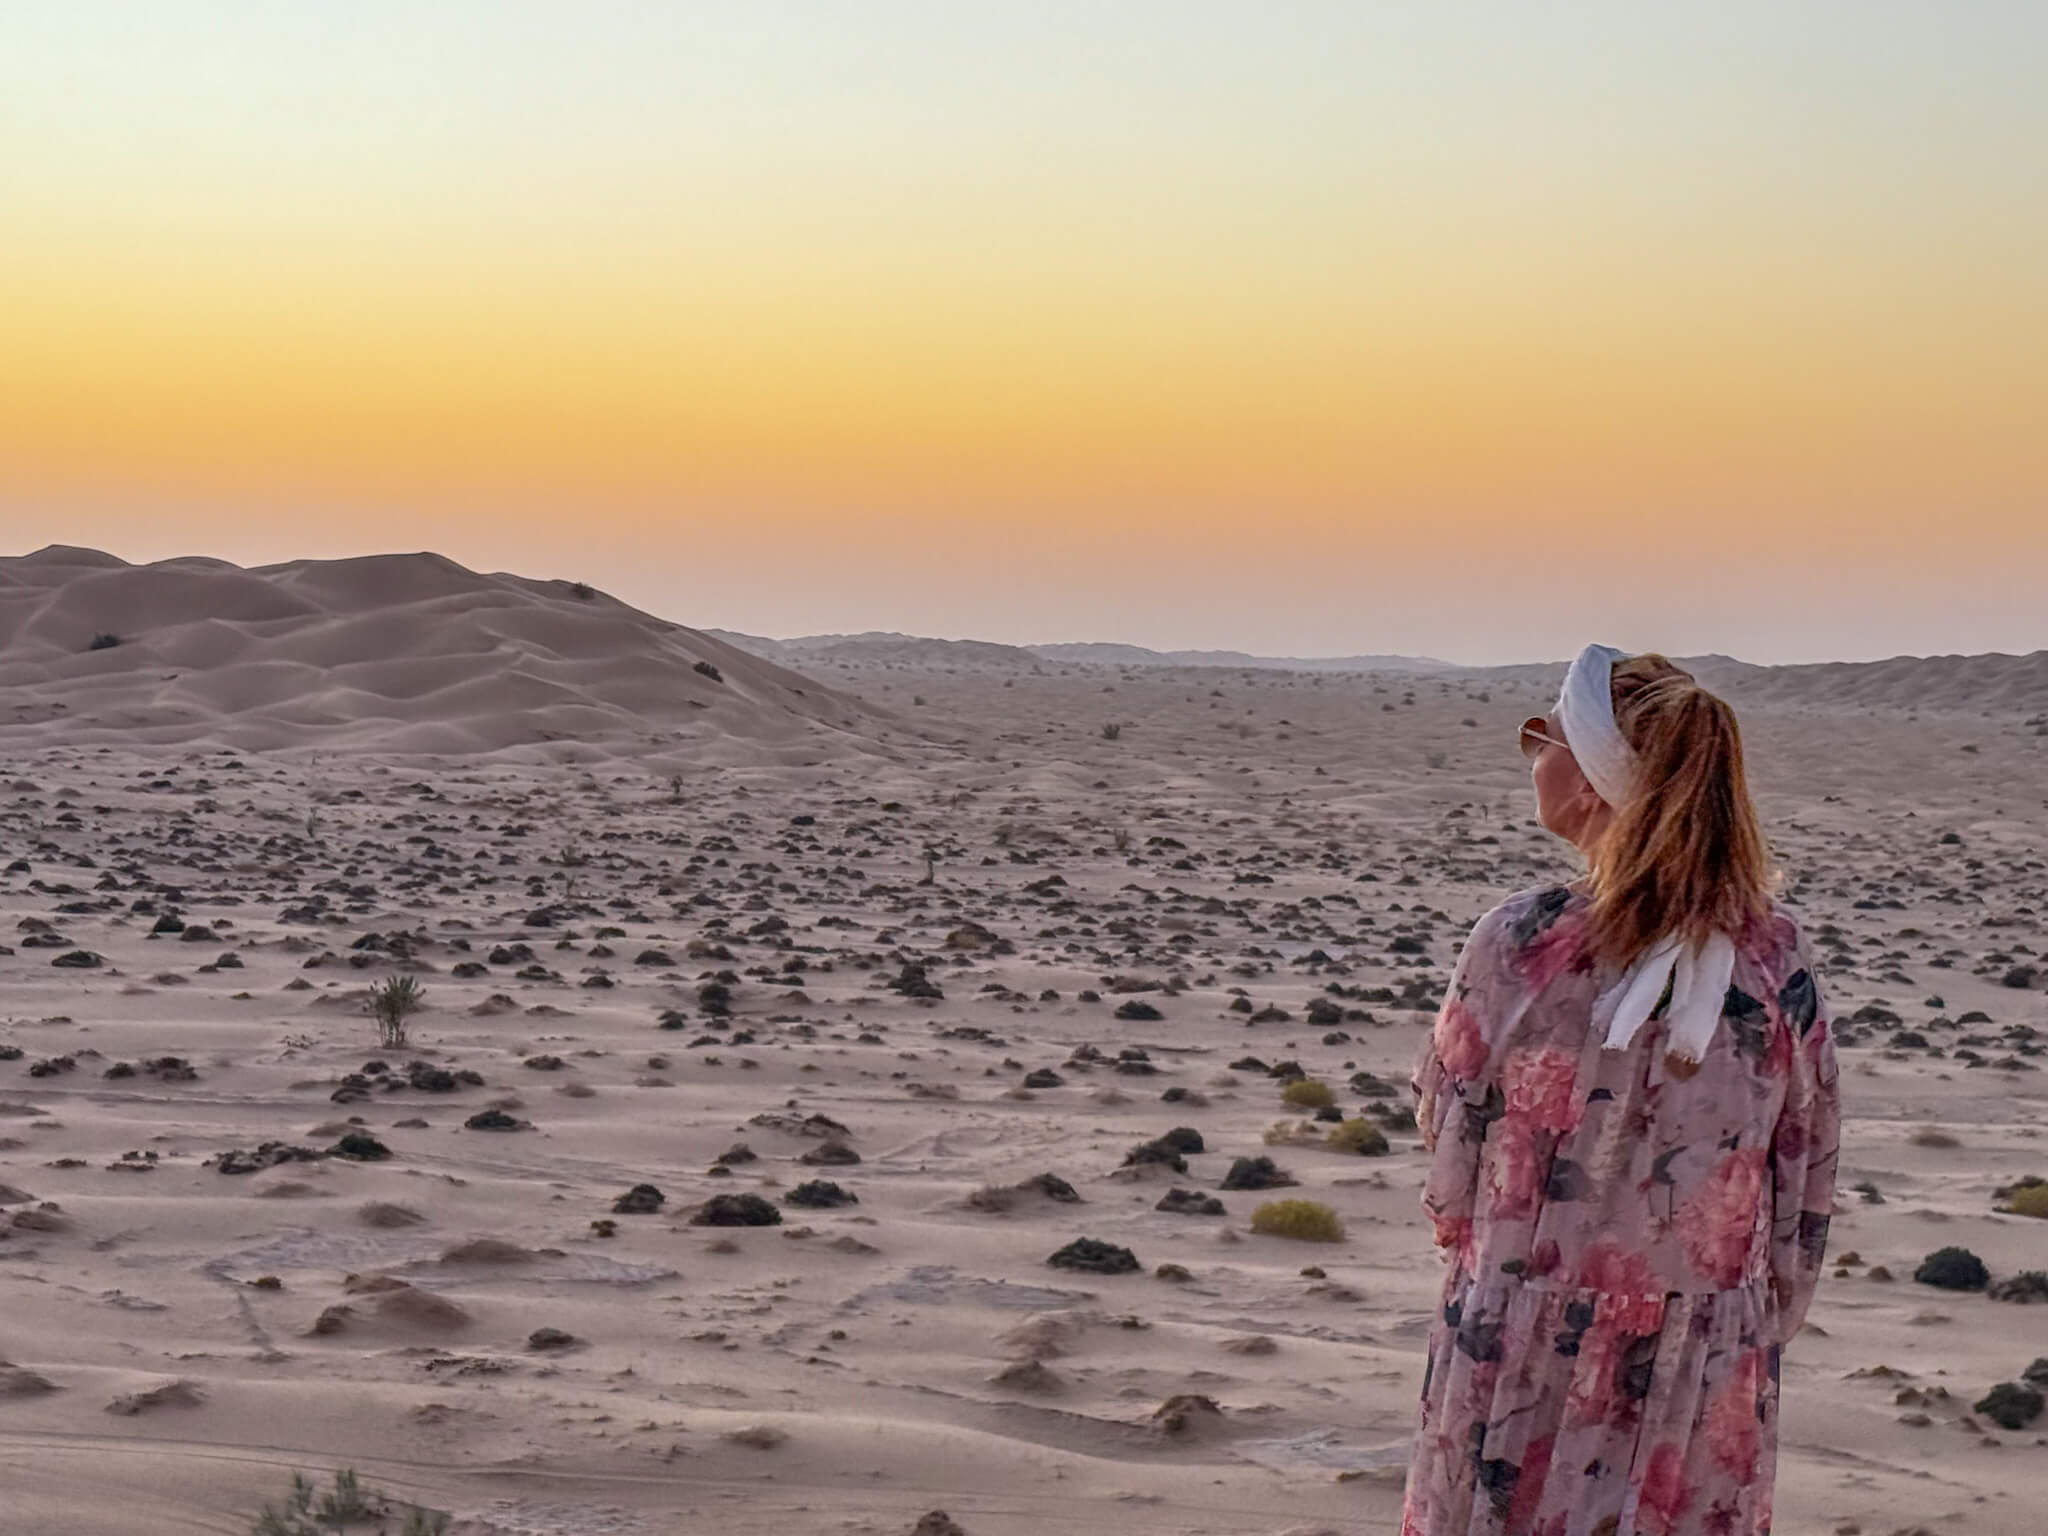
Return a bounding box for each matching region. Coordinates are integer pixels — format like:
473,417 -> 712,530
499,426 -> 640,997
0,547 -> 938,764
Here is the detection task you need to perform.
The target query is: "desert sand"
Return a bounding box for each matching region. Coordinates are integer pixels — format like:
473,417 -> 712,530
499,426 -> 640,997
1,546 -> 2044,1536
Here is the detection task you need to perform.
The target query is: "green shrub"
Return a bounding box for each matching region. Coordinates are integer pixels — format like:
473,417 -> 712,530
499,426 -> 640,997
251,1468 -> 447,1534
1325,1118 -> 1389,1156
1249,1199 -> 1344,1242
368,975 -> 424,1050
1281,1078 -> 1336,1110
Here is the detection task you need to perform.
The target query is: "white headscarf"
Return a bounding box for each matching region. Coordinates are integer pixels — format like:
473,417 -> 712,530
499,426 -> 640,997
1555,643 -> 1736,1064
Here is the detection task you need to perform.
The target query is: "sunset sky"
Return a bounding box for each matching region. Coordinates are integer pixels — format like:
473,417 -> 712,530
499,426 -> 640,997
3,3 -> 2043,664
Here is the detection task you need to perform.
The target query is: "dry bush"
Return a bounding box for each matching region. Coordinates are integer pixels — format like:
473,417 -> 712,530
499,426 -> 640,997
1325,1118 -> 1390,1156
1281,1078 -> 1336,1110
1249,1199 -> 1345,1242
1262,1119 -> 1321,1147
1996,1176 -> 2048,1219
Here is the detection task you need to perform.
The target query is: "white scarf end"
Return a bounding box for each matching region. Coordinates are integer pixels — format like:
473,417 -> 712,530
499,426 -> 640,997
1599,931 -> 1736,1061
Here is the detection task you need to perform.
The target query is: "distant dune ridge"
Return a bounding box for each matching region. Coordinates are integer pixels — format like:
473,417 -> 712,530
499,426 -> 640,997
2,547 -> 2040,764
0,546 -> 917,761
717,628 -> 2047,714
704,629 -> 1045,670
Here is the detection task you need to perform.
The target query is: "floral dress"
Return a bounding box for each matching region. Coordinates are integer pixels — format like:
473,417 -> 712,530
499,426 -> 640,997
1400,884 -> 1841,1536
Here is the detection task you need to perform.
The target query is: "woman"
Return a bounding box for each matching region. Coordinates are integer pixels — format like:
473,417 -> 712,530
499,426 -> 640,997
1400,645 -> 1841,1536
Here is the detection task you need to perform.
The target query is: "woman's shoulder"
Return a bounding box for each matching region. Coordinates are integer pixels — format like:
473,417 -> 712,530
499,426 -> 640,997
1745,896 -> 1814,968
1474,881 -> 1590,934
1461,881 -> 1591,962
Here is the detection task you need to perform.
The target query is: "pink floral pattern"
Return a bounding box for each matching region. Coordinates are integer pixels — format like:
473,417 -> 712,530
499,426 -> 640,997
1502,1045 -> 1583,1134
1404,885 -> 1841,1536
1679,1147 -> 1768,1289
1637,1440 -> 1694,1536
1436,996 -> 1491,1080
1482,1128 -> 1544,1221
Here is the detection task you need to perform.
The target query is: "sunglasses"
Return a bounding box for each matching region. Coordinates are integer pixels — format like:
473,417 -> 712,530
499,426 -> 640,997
1519,716 -> 1570,760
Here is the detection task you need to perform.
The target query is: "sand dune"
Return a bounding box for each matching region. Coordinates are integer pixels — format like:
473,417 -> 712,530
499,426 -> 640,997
0,547 -> 926,763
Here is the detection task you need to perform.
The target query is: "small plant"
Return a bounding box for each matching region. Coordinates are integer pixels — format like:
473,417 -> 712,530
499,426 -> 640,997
1100,722 -> 1122,741
1326,1118 -> 1390,1156
368,975 -> 424,1051
251,1468 -> 448,1535
1997,1176 -> 2048,1219
88,632 -> 122,651
667,773 -> 685,803
1281,1078 -> 1336,1110
1112,827 -> 1132,853
1262,1119 -> 1322,1147
1250,1199 -> 1345,1242
694,659 -> 723,682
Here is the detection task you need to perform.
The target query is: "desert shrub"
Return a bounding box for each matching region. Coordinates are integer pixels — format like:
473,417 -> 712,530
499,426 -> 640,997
88,632 -> 122,651
1124,1138 -> 1188,1173
1223,1154 -> 1297,1189
368,975 -> 424,1050
1325,1118 -> 1390,1156
1101,723 -> 1122,740
1914,1246 -> 1989,1290
1425,750 -> 1449,770
251,1468 -> 447,1534
568,581 -> 596,600
694,659 -> 723,682
1262,1119 -> 1321,1147
1990,1271 -> 2048,1303
1249,1199 -> 1344,1242
2000,1178 -> 2048,1219
1281,1078 -> 1336,1110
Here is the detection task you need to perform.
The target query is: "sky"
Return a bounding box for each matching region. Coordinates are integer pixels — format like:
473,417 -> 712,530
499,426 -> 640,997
3,2 -> 2044,665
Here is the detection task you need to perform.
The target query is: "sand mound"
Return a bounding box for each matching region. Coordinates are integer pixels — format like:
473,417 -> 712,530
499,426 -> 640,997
0,1363 -> 61,1398
0,546 -> 928,761
357,1201 -> 427,1229
313,1277 -> 473,1336
437,1237 -> 538,1265
105,1378 -> 206,1415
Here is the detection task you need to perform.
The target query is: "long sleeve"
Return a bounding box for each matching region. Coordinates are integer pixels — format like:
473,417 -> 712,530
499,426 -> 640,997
1767,947 -> 1842,1346
1413,904 -> 1514,1259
